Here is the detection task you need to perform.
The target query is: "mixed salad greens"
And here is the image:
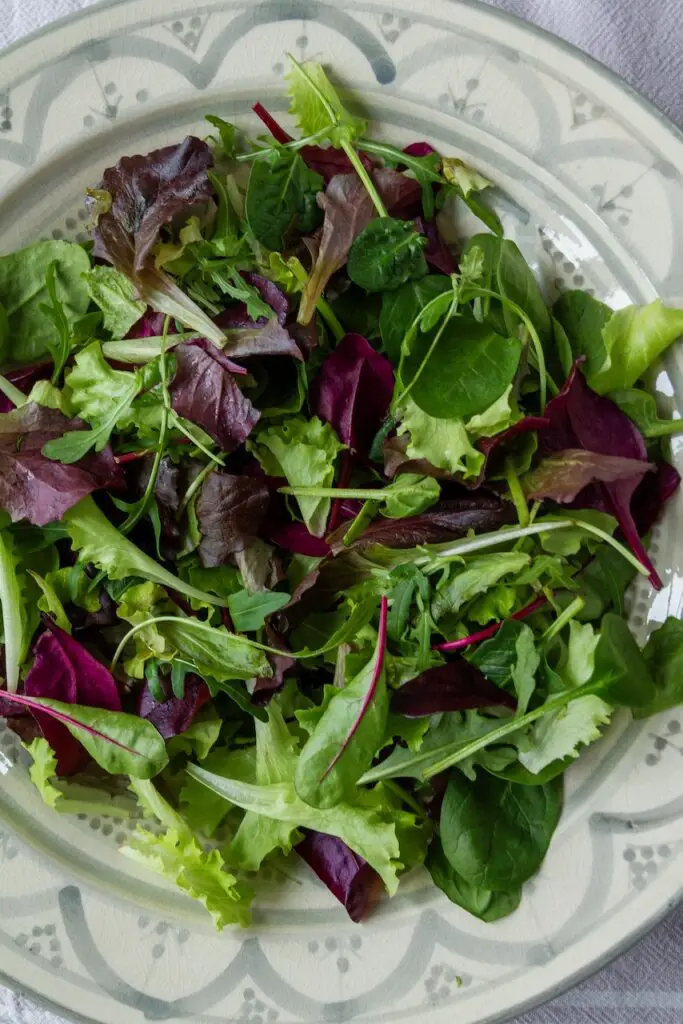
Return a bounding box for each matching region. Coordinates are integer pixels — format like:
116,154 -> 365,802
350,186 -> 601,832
1,58 -> 683,928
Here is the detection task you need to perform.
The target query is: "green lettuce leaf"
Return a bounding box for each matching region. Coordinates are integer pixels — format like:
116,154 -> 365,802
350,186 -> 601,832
25,738 -> 136,816
590,300 -> 683,394
83,266 -> 146,338
397,398 -> 484,479
431,552 -> 530,621
286,58 -> 366,146
247,416 -> 344,536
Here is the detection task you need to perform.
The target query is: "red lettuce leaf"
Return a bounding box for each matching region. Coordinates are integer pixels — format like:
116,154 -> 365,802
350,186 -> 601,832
170,342 -> 259,454
403,142 -> 438,158
541,362 -> 662,586
524,449 -> 654,503
330,496 -> 516,550
296,830 -> 383,922
183,337 -> 247,376
392,659 -> 517,717
262,519 -> 331,557
138,674 -> 210,739
633,461 -> 681,535
126,310 -> 167,339
310,333 -> 394,456
24,620 -> 122,775
92,136 -> 214,274
221,320 -> 303,362
0,403 -> 123,525
0,363 -> 52,413
196,470 -> 270,567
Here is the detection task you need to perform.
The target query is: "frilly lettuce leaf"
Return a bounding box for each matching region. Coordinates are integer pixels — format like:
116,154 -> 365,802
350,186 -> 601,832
25,738 -> 136,817
397,398 -> 484,479
286,58 -> 367,146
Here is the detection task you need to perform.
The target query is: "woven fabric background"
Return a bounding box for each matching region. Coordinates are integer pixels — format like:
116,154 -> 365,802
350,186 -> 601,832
0,1 -> 681,1022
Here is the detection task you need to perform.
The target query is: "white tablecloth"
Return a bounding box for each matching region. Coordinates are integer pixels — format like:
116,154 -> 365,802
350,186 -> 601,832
0,1 -> 681,1022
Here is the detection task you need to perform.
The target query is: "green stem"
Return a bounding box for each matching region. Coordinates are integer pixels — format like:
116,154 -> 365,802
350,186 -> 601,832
541,595 -> 585,645
170,414 -> 225,466
342,500 -> 381,546
0,374 -> 27,408
340,138 -> 387,217
316,297 -> 345,341
383,779 -> 426,818
647,419 -> 683,438
279,484 -> 427,502
235,129 -> 329,162
505,459 -> 529,527
357,139 -> 443,183
178,462 -> 216,519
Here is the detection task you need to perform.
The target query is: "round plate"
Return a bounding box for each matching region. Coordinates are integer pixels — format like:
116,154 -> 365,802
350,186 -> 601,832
0,2 -> 682,1022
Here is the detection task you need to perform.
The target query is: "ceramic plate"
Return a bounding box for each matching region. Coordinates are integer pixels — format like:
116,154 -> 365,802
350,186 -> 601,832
0,2 -> 682,1022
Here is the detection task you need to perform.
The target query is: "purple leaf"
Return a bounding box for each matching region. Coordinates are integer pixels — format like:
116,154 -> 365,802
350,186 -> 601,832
310,333 -> 394,456
392,660 -> 516,717
196,471 -> 270,567
183,337 -> 247,376
541,362 -> 662,586
633,461 -> 681,535
0,403 -> 123,525
296,830 -> 384,922
171,342 -> 259,453
138,674 -> 210,740
134,454 -> 181,556
0,364 -> 52,413
403,142 -> 438,158
126,310 -> 167,339
262,519 -> 331,557
524,449 -> 654,503
330,496 -> 516,550
24,620 -> 122,775
415,216 -> 455,276
91,136 -> 214,275
383,435 -> 452,481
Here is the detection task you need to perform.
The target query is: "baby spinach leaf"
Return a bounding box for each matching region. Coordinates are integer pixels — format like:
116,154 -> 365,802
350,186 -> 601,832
588,612 -> 657,710
295,598 -> 388,809
404,316 -> 522,419
245,150 -> 323,251
0,241 -> 91,365
440,772 -> 563,890
227,589 -> 291,632
379,275 -> 452,364
347,219 -> 428,293
495,238 -> 552,345
610,388 -> 683,438
638,617 -> 683,718
426,843 -> 521,921
553,290 -> 612,379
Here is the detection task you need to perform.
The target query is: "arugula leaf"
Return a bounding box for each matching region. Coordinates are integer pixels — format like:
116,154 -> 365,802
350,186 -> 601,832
440,773 -> 563,890
286,58 -> 367,147
83,266 -> 146,338
427,843 -> 521,922
122,779 -> 252,929
610,388 -> 683,438
0,241 -> 91,364
63,497 -> 228,607
245,149 -> 323,250
403,315 -> 522,419
227,589 -> 291,632
295,598 -> 388,808
347,219 -> 428,293
247,416 -> 344,536
591,300 -> 683,394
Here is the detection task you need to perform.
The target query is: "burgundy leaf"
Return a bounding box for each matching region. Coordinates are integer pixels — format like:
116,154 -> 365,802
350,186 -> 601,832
392,659 -> 516,717
171,342 -> 259,453
183,337 -> 247,376
434,596 -> 548,653
329,496 -> 516,551
632,461 -> 681,535
134,454 -> 181,556
0,363 -> 52,413
296,830 -> 384,922
91,136 -> 214,275
196,471 -> 270,567
541,362 -> 662,586
524,449 -> 654,503
0,403 -> 123,526
263,519 -> 331,557
138,674 -> 210,739
310,333 -> 394,455
403,142 -> 438,158
415,216 -> 455,275
126,310 -> 167,339
320,595 -> 388,783
24,620 -> 122,775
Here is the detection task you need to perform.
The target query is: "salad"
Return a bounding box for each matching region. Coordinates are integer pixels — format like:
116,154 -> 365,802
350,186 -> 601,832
0,58 -> 682,929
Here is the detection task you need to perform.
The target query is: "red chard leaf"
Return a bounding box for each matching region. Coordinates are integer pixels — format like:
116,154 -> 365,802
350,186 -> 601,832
310,333 -> 394,456
403,142 -> 438,158
171,342 -> 259,454
196,471 -> 270,567
0,403 -> 123,525
296,830 -> 383,922
632,461 -> 681,535
263,519 -> 331,557
415,217 -> 455,276
24,620 -> 122,775
392,660 -> 517,717
524,449 -> 654,503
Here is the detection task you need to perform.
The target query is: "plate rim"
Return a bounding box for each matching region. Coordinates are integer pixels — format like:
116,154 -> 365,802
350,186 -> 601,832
0,2 -> 681,1023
